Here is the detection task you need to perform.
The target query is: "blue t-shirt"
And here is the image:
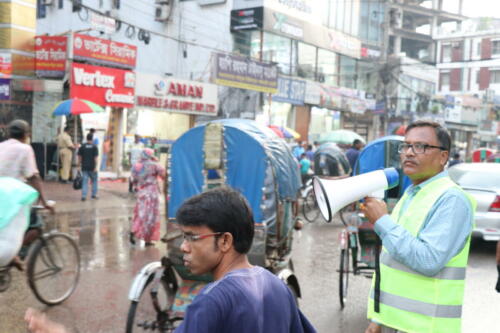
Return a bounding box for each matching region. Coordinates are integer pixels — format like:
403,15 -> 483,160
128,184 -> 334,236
299,158 -> 311,175
174,266 -> 316,333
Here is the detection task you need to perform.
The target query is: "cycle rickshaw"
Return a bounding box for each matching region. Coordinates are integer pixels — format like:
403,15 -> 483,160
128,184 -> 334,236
337,135 -> 411,309
126,119 -> 303,332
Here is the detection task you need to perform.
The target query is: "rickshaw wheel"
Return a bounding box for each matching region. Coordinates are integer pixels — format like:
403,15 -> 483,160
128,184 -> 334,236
303,189 -> 320,223
126,274 -> 177,333
339,248 -> 350,309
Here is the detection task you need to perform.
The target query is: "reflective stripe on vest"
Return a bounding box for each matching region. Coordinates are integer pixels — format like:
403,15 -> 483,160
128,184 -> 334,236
370,290 -> 462,318
380,251 -> 466,280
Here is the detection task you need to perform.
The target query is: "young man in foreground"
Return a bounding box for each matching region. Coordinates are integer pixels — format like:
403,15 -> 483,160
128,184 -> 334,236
25,187 -> 315,333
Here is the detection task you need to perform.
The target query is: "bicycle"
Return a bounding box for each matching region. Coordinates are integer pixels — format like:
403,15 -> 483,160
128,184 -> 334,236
0,204 -> 81,305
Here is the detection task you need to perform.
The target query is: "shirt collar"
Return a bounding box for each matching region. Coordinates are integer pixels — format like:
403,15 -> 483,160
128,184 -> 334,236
406,170 -> 448,195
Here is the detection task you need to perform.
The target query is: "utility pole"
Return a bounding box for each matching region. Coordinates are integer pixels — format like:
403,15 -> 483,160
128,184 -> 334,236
376,0 -> 392,138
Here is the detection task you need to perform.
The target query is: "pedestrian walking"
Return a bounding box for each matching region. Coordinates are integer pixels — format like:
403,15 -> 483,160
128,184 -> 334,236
361,120 -> 475,333
130,148 -> 165,246
57,126 -> 74,183
448,152 -> 462,168
77,133 -> 99,201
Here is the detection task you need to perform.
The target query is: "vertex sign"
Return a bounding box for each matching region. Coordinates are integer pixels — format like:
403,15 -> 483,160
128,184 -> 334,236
70,63 -> 135,108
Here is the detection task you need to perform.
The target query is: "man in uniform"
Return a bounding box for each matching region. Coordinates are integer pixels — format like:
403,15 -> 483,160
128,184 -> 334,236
57,126 -> 74,183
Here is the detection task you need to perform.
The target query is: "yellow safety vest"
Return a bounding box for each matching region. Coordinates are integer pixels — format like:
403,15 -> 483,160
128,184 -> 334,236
367,176 -> 476,333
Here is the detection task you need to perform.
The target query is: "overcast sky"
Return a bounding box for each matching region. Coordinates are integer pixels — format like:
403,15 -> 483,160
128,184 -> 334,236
461,0 -> 500,18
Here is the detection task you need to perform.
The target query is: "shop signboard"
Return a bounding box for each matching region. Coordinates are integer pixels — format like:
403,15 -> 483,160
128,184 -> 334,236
90,12 -> 116,35
0,53 -> 12,78
0,79 -> 10,100
272,77 -> 305,105
361,45 -> 381,59
35,36 -> 67,78
304,80 -> 320,105
230,7 -> 264,32
72,33 -> 137,69
213,53 -> 278,93
70,63 -> 135,108
135,73 -> 218,116
263,7 -> 361,59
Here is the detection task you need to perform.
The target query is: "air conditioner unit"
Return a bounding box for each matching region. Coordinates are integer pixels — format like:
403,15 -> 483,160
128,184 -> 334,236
155,5 -> 171,22
155,0 -> 170,4
42,0 -> 54,5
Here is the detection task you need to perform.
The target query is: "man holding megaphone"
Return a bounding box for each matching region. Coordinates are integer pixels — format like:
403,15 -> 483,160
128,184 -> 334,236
361,121 -> 475,333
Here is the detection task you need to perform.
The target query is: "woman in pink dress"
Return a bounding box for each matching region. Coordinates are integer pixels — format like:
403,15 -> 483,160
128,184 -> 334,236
130,148 -> 165,246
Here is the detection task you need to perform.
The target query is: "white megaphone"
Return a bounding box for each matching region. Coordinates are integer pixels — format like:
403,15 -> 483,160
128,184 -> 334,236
313,167 -> 400,222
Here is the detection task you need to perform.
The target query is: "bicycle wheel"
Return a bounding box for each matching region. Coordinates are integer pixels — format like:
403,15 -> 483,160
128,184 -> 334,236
339,247 -> 350,309
302,189 -> 320,223
126,272 -> 177,333
27,233 -> 80,305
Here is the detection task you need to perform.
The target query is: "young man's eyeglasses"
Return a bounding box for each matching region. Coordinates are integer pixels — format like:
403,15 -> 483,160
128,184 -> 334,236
398,143 -> 447,154
182,232 -> 223,243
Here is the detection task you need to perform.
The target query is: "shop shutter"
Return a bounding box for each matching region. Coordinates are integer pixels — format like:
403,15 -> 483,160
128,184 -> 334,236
450,69 -> 462,91
479,67 -> 490,90
481,38 -> 492,59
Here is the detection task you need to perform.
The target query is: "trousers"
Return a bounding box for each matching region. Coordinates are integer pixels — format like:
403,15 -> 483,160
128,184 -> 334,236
59,148 -> 72,181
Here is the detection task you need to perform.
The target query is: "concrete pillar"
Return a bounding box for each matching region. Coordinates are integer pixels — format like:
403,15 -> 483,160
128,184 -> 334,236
458,0 -> 464,15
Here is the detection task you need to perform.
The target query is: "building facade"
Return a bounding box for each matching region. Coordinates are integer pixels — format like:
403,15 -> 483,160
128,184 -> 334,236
436,18 -> 500,154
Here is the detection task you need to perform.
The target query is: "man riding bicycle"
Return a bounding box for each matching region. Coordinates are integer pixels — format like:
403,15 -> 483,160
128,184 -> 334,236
0,119 -> 54,269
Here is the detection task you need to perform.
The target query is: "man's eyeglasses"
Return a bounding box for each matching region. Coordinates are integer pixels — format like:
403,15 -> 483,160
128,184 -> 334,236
182,232 -> 223,243
398,143 -> 447,154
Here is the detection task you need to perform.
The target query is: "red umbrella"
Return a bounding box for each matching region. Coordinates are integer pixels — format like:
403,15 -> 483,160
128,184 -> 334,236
268,125 -> 285,138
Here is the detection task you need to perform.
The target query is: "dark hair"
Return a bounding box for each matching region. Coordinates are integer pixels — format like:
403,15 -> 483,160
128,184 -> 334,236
353,139 -> 362,146
453,153 -> 460,159
176,187 -> 255,254
89,128 -> 96,133
64,126 -> 70,132
405,120 -> 451,152
86,133 -> 93,141
8,119 -> 29,140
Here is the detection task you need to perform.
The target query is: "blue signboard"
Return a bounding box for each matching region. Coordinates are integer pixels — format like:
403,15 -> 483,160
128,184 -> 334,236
272,77 -> 305,105
0,79 -> 10,100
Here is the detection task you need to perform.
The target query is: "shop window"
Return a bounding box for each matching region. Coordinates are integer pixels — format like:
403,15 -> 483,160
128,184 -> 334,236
296,42 -> 316,80
37,0 -> 46,18
493,40 -> 500,55
339,55 -> 357,89
441,72 -> 450,91
490,70 -> 500,84
262,32 -> 292,75
442,44 -> 451,62
317,49 -> 337,86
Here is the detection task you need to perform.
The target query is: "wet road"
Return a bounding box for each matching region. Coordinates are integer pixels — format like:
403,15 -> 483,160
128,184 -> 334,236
1,205 -> 499,332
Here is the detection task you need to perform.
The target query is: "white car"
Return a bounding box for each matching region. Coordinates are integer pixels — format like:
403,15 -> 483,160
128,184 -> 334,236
448,163 -> 500,241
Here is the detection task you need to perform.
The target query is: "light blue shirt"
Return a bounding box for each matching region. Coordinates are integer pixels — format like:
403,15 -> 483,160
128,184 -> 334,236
374,170 -> 473,277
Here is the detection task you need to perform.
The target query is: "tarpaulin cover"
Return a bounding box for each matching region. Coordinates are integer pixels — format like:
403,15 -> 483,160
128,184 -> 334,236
0,177 -> 39,230
353,135 -> 411,192
313,142 -> 351,176
168,119 -> 301,224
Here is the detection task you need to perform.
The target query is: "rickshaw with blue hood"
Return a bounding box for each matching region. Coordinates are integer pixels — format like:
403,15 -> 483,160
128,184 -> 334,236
126,119 -> 303,332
